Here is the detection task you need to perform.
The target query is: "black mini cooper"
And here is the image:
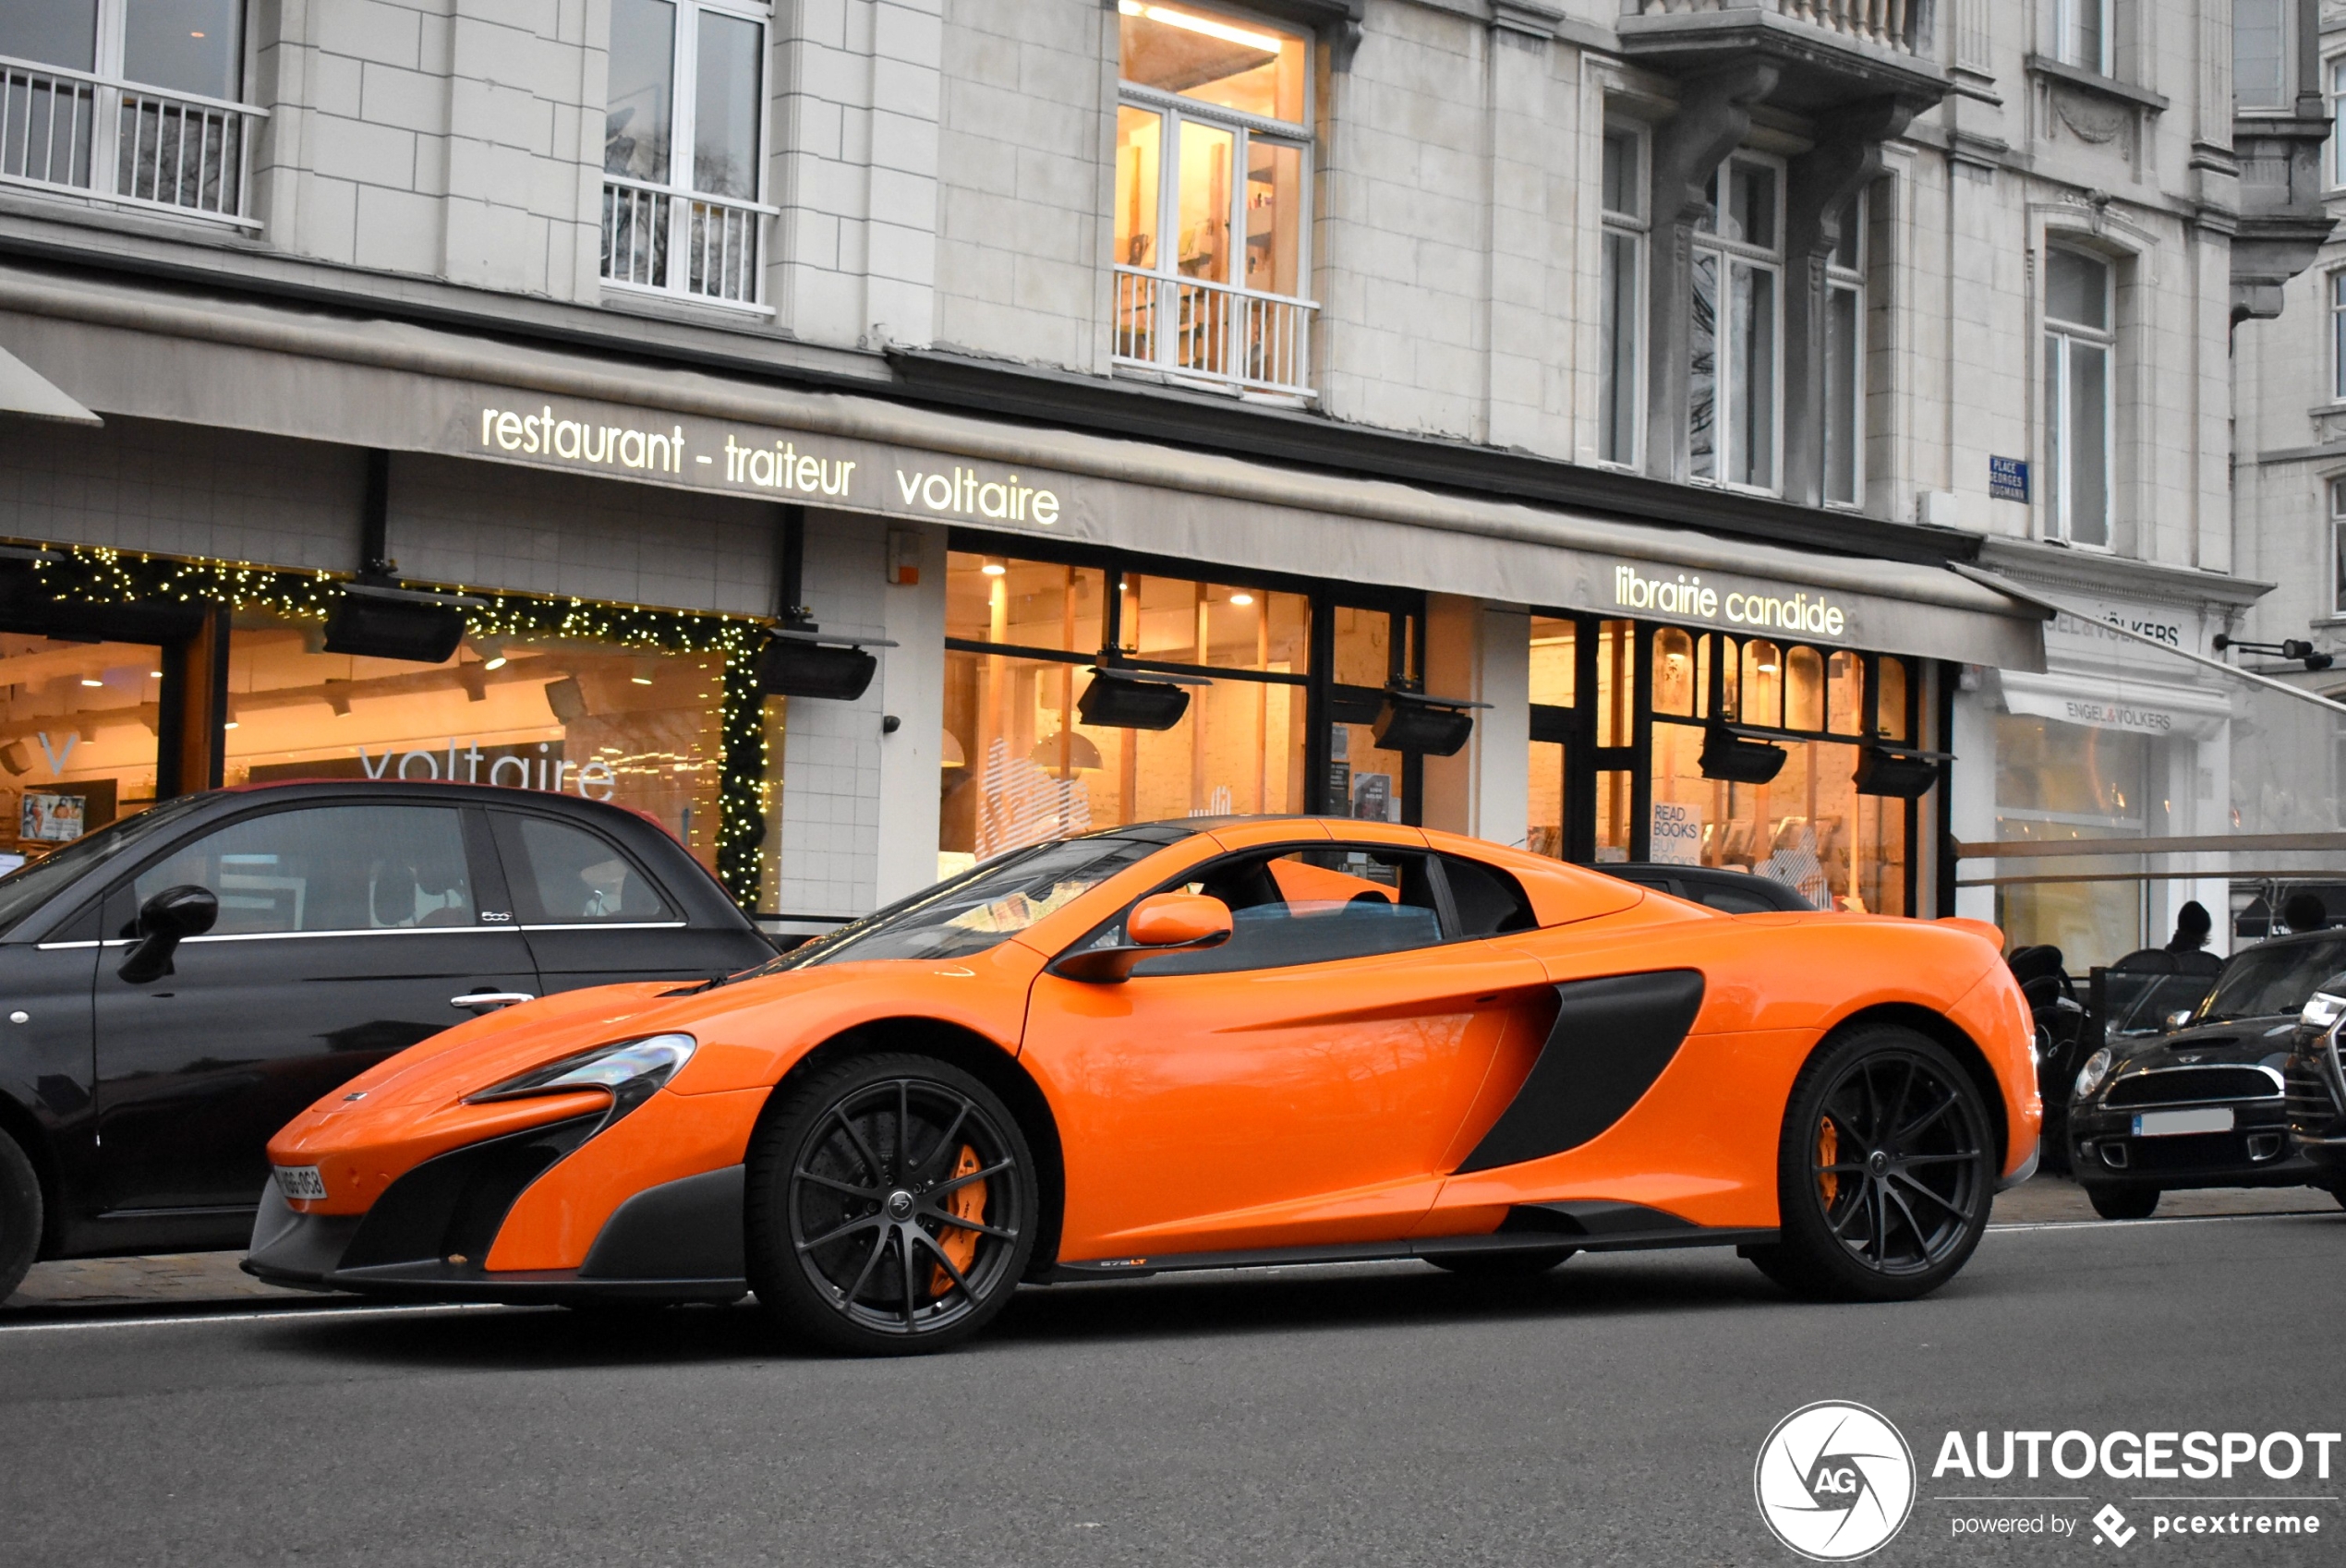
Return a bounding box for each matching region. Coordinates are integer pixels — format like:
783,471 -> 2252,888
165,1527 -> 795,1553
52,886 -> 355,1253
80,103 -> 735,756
0,781 -> 775,1300
2067,931 -> 2346,1218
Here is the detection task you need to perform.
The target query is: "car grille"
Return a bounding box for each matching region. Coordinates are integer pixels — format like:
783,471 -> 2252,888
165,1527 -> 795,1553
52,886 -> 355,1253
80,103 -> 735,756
2103,1067 -> 2280,1108
2286,1043 -> 2345,1133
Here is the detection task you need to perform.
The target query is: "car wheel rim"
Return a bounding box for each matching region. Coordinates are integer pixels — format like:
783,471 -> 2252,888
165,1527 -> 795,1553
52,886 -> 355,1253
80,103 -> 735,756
788,1077 -> 1022,1336
1809,1050 -> 1987,1277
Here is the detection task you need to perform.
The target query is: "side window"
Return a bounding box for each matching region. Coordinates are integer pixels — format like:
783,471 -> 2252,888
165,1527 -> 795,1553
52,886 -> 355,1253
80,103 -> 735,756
129,807 -> 475,935
507,814 -> 674,924
1438,855 -> 1538,937
1134,845 -> 1445,976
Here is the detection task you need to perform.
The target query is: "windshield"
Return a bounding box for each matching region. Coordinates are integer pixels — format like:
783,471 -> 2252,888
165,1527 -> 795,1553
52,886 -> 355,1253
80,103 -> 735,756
739,836 -> 1167,974
0,795 -> 210,938
2198,935 -> 2346,1022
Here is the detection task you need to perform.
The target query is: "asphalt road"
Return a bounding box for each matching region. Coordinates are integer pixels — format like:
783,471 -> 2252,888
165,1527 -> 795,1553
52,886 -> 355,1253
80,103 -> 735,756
3,1211 -> 2340,1568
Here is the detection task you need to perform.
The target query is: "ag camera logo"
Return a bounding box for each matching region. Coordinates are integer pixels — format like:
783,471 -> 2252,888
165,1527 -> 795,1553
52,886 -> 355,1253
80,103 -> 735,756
1756,1401 -> 1917,1561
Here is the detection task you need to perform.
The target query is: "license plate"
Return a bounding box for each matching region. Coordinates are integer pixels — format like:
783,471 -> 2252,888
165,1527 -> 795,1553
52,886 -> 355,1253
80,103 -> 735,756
274,1164 -> 328,1201
2133,1107 -> 2234,1138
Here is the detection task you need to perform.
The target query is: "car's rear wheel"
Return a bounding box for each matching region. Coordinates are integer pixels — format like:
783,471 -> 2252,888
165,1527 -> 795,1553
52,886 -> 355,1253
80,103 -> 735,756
745,1054 -> 1036,1356
2086,1184 -> 2160,1220
1747,1026 -> 1993,1302
1426,1248 -> 1575,1279
0,1130 -> 41,1304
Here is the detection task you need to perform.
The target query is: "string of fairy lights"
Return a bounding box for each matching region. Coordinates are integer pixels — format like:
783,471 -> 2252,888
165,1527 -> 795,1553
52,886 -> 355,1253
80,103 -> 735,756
25,545 -> 777,908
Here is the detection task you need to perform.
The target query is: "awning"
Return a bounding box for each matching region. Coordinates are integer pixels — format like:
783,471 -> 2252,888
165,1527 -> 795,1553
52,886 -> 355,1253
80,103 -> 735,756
1996,668 -> 2234,741
0,267 -> 2045,670
0,342 -> 100,426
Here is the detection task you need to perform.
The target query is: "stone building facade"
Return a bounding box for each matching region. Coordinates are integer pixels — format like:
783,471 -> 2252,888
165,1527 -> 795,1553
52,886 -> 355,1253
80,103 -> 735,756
0,0 -> 2322,959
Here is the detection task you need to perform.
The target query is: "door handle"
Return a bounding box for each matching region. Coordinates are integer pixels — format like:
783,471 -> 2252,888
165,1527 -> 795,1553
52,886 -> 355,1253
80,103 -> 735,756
451,991 -> 535,1012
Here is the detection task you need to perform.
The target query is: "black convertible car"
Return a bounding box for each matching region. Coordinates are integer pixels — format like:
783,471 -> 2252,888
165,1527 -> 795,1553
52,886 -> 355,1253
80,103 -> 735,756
2067,930 -> 2346,1218
0,780 -> 774,1300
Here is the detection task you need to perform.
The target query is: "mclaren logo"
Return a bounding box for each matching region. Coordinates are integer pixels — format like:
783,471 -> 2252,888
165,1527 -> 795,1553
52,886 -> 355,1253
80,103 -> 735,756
1755,1401 -> 1917,1561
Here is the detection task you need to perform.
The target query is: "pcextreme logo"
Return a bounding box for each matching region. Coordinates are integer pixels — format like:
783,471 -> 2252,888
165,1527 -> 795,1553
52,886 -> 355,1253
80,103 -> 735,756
1755,1401 -> 1918,1561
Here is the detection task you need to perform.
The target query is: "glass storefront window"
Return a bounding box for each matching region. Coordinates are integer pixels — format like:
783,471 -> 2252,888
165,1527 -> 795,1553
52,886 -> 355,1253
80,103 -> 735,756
1741,639 -> 1783,729
1652,721 -> 1905,911
0,634 -> 166,869
1653,628 -> 1697,717
222,611 -> 730,874
948,553 -> 1107,656
939,650 -> 1306,873
1121,572 -> 1309,672
1595,621 -> 1633,747
1991,712 -> 2167,965
1530,617 -> 1576,707
1330,604 -> 1406,823
1784,645 -> 1825,731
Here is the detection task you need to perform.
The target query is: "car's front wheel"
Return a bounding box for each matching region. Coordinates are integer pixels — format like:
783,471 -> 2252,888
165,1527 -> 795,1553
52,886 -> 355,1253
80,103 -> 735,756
745,1053 -> 1036,1356
2086,1184 -> 2160,1220
0,1129 -> 41,1304
1748,1025 -> 1994,1302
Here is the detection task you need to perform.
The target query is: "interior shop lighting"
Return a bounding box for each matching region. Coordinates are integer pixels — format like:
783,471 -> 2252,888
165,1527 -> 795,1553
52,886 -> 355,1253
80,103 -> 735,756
1228,593 -> 1254,606
1118,1 -> 1282,53
79,678 -> 103,687
981,560 -> 1007,577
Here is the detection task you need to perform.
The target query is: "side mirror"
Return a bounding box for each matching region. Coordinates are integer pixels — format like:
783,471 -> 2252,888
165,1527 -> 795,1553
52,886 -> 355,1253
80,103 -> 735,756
1052,893 -> 1233,984
2163,1009 -> 2195,1032
117,885 -> 219,985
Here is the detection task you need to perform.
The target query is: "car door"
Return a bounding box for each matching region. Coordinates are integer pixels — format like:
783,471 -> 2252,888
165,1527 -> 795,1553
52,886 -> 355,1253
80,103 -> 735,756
1022,840 -> 1554,1261
489,808 -> 746,992
91,802 -> 538,1216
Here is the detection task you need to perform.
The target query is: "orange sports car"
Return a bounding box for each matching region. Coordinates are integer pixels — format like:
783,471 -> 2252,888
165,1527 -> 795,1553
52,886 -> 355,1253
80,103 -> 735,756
248,818 -> 2040,1354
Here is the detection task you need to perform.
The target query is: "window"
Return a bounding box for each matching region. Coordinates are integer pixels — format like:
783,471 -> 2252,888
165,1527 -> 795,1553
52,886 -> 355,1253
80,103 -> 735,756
2043,247 -> 2113,548
2332,271 -> 2346,399
2055,0 -> 2111,75
1113,1 -> 1315,395
504,815 -> 673,924
2235,0 -> 2288,110
0,0 -> 259,221
1132,846 -> 1446,975
601,0 -> 770,308
131,807 -> 476,936
1823,194 -> 1866,508
2331,477 -> 2346,616
1690,156 -> 1783,492
1599,126 -> 1645,466
2333,60 -> 2346,184
792,837 -> 1164,966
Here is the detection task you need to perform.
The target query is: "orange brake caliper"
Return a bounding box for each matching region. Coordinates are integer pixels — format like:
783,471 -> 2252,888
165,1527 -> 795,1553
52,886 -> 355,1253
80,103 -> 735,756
1818,1117 -> 1840,1207
929,1144 -> 986,1297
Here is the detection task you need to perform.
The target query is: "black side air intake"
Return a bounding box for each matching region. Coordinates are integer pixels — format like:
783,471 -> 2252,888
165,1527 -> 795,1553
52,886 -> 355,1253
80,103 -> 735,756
1455,970 -> 1706,1173
340,1114 -> 602,1271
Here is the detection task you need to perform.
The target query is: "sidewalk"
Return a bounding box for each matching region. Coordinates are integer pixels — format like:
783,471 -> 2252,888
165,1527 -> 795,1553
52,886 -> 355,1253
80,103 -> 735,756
6,1176 -> 2335,1315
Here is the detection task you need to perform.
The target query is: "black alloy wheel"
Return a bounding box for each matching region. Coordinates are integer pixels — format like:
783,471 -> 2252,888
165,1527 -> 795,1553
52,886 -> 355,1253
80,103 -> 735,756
1748,1026 -> 1994,1302
2086,1184 -> 2160,1220
0,1130 -> 40,1304
746,1053 -> 1035,1355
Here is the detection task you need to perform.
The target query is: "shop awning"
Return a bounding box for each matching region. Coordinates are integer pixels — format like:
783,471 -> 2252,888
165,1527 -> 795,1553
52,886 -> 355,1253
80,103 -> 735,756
0,267 -> 2047,670
0,343 -> 100,426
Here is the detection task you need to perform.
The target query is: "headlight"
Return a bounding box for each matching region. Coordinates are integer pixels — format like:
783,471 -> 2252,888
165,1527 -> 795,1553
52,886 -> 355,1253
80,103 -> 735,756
2073,1046 -> 2114,1102
2302,990 -> 2346,1032
466,1033 -> 697,1121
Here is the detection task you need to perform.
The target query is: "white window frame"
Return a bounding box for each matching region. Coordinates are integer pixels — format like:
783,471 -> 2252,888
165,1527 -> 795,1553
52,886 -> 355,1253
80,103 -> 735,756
1598,121 -> 1648,469
2331,57 -> 2346,186
1111,10 -> 1317,399
0,0 -> 266,225
1822,192 -> 1867,510
2043,245 -> 2116,549
2332,270 -> 2346,400
2329,476 -> 2346,617
1689,152 -> 1787,497
2054,0 -> 2113,76
599,0 -> 778,313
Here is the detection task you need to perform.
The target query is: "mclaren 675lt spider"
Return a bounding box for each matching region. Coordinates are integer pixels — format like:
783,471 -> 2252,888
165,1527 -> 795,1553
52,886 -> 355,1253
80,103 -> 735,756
248,817 -> 2040,1354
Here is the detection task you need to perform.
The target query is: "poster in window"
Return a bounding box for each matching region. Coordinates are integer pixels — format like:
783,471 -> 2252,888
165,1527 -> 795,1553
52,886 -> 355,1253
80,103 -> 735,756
20,791 -> 86,843
1350,772 -> 1392,822
1651,801 -> 1703,865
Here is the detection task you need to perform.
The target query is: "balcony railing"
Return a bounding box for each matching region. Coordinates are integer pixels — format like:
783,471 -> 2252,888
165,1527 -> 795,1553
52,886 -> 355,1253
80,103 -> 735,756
1631,0 -> 1923,55
0,54 -> 264,223
1113,267 -> 1317,399
600,175 -> 774,310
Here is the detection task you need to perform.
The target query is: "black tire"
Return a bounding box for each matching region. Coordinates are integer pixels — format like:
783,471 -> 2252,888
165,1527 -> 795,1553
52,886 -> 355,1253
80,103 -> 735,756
1426,1248 -> 1575,1278
1746,1025 -> 1995,1303
2086,1184 -> 2160,1220
745,1053 -> 1036,1356
0,1130 -> 41,1304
